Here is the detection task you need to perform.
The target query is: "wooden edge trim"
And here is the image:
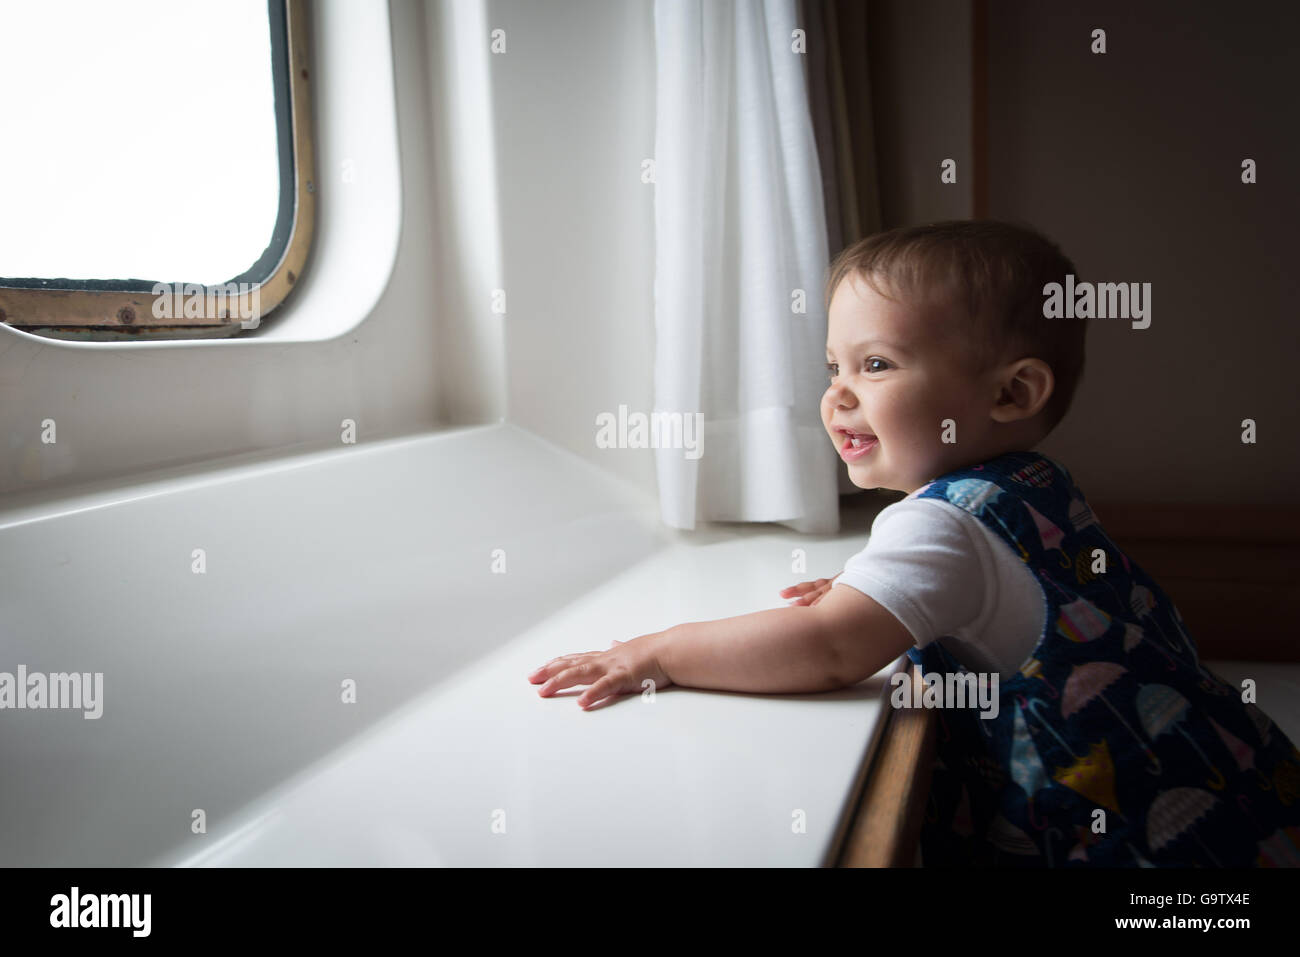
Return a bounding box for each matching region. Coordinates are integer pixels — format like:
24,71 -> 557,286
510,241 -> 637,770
0,0 -> 315,337
830,657 -> 937,867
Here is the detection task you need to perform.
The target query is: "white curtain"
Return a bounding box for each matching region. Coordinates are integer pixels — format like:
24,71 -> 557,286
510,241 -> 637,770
653,0 -> 838,534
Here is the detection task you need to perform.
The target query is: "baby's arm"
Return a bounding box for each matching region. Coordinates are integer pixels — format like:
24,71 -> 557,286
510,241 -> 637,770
529,582 -> 913,708
660,585 -> 913,692
808,584 -> 915,685
657,605 -> 842,694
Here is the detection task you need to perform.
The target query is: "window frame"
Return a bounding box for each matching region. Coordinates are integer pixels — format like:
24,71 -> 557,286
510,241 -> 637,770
0,0 -> 316,342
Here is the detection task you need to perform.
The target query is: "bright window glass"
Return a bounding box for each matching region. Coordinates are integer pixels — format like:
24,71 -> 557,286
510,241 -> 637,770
0,0 -> 280,286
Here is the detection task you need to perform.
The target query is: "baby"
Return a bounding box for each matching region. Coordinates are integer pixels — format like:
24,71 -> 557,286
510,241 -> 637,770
528,219 -> 1300,867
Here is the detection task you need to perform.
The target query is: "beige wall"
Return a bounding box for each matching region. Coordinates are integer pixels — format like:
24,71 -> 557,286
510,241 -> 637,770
985,0 -> 1299,503
867,0 -> 973,227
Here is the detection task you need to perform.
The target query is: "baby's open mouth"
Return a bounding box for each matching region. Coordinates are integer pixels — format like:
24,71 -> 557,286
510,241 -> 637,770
835,428 -> 877,453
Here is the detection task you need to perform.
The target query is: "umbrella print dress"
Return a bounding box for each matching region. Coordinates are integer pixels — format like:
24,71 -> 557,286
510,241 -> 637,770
905,451 -> 1300,867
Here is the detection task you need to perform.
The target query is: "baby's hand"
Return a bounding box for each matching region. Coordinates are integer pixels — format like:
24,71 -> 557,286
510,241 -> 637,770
528,631 -> 673,710
780,575 -> 839,606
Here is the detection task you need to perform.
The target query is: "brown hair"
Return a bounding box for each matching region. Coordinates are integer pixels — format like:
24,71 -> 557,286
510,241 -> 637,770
824,219 -> 1086,436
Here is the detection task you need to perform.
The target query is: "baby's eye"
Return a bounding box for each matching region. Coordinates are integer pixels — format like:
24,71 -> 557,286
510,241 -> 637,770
826,357 -> 890,379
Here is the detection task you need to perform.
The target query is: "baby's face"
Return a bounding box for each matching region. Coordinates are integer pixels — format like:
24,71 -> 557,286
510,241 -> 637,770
821,273 -> 1002,494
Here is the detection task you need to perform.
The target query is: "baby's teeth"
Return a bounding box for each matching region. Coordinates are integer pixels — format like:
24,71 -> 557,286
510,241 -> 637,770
850,436 -> 862,448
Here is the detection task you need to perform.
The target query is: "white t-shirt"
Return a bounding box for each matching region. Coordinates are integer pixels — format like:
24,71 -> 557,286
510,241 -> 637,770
834,496 -> 1048,678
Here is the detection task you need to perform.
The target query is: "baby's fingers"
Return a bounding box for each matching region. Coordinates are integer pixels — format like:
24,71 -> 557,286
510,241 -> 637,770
528,652 -> 588,684
576,672 -> 628,710
782,580 -> 831,603
779,578 -> 825,597
530,648 -> 614,683
535,660 -> 602,697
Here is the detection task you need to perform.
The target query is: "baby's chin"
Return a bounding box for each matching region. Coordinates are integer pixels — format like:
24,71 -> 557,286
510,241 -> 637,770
843,456 -> 913,493
844,464 -> 896,492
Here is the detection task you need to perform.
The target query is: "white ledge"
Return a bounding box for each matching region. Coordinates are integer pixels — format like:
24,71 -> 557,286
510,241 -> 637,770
1,424 -> 890,866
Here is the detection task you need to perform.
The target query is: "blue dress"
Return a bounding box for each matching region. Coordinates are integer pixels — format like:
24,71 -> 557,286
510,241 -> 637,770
906,451 -> 1300,867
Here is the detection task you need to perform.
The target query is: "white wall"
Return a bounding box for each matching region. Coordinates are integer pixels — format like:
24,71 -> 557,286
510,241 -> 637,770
473,0 -> 660,497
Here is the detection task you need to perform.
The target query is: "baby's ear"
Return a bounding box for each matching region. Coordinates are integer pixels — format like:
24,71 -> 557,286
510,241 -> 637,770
992,359 -> 1053,422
